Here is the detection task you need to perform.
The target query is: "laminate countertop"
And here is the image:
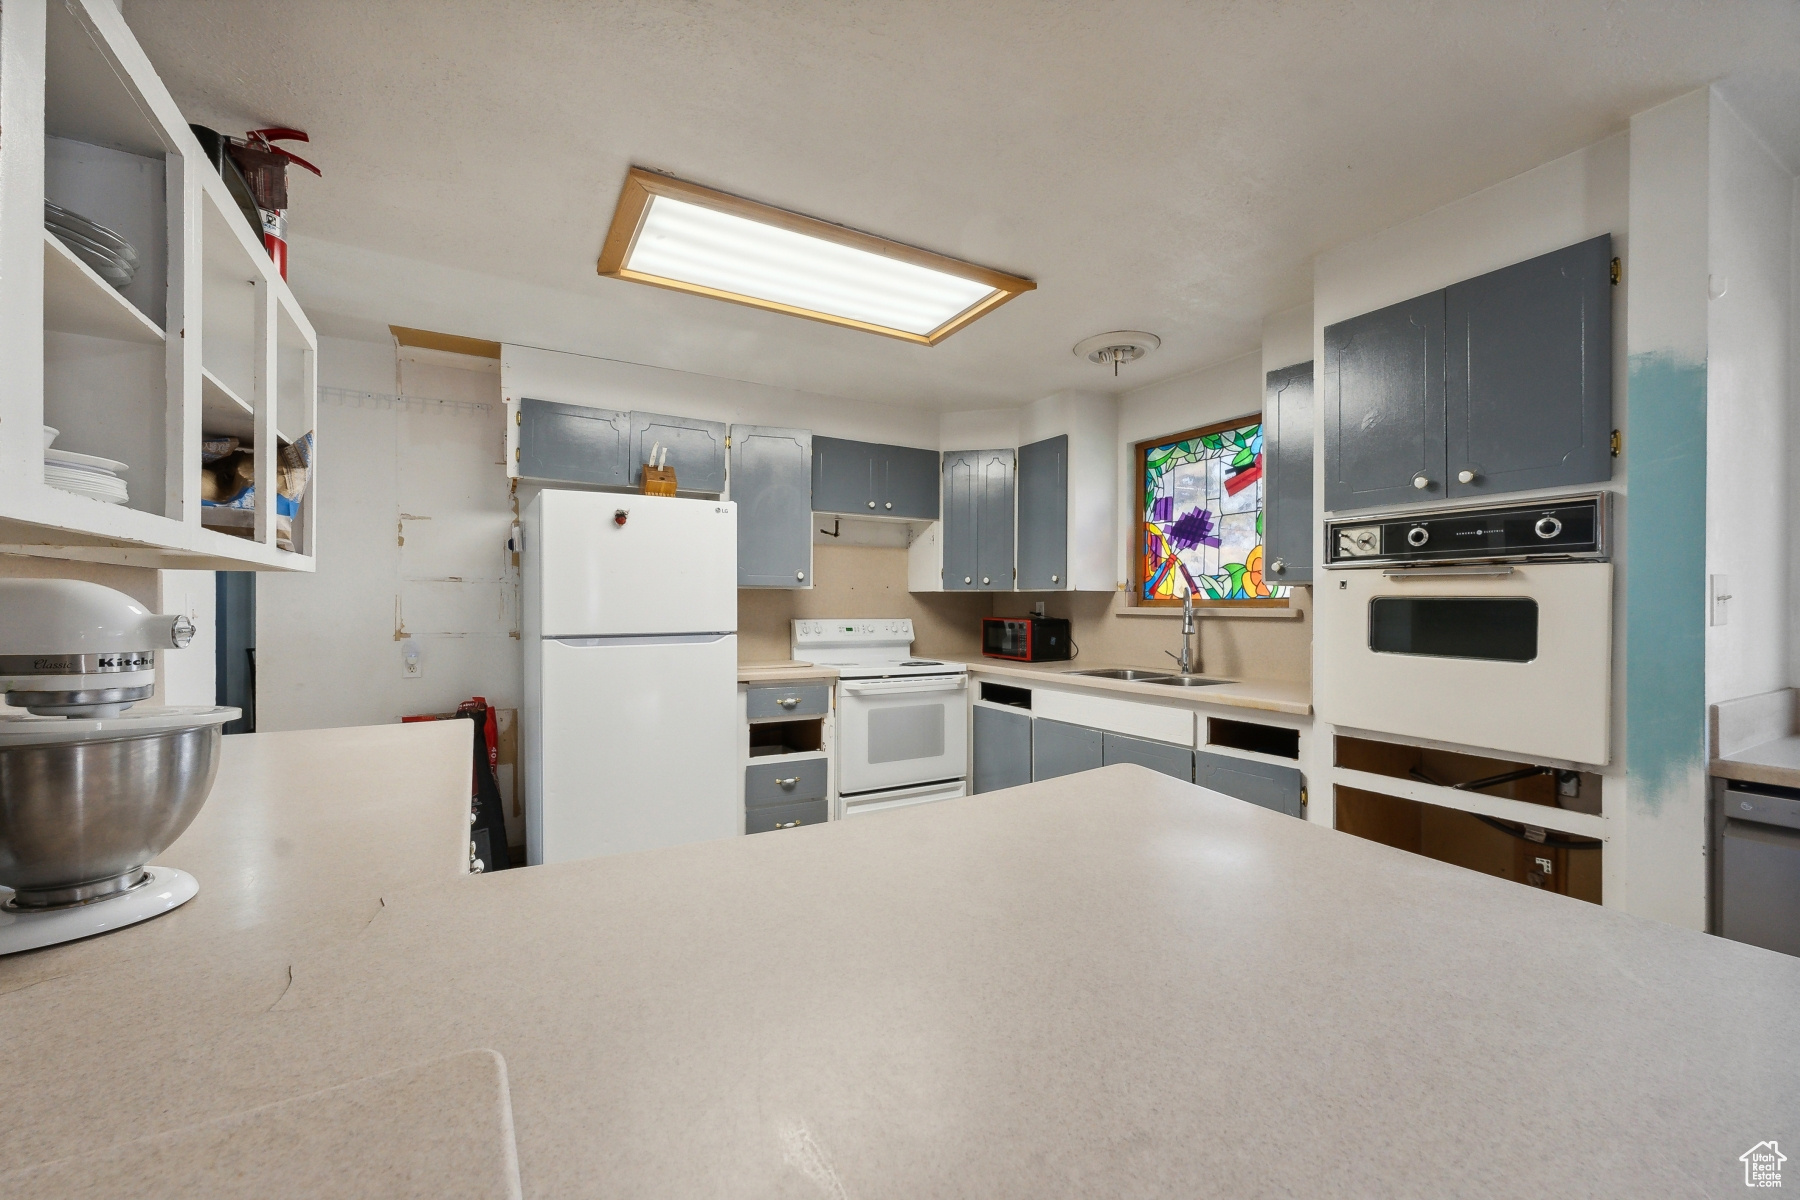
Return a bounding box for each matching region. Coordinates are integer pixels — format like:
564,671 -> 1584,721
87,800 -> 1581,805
737,660 -> 840,685
4,725 -> 1794,1197
961,657 -> 1312,716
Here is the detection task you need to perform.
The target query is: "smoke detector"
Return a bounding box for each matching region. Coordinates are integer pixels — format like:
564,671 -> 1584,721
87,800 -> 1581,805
1074,331 -> 1160,376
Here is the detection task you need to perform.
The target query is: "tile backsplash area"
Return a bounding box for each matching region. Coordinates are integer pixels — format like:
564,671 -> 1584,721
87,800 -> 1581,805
743,543 -> 1310,684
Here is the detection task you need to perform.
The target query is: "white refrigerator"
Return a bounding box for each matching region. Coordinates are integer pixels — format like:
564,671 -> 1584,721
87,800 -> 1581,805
523,490 -> 739,864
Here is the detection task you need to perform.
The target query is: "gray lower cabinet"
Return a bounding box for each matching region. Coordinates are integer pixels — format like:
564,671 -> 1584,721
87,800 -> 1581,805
1195,749 -> 1304,818
731,425 -> 812,588
745,683 -> 830,720
517,398 -> 630,487
973,704 -> 1032,793
1445,234 -> 1612,498
629,411 -> 727,494
1032,717 -> 1102,781
810,436 -> 940,519
1262,363 -> 1314,585
1016,435 -> 1068,590
746,798 -> 829,834
943,449 -> 1015,591
745,757 -> 828,806
1101,731 -> 1193,782
1323,293 -> 1446,511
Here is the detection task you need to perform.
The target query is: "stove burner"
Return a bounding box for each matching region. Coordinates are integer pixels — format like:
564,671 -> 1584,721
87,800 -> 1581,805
901,660 -> 941,666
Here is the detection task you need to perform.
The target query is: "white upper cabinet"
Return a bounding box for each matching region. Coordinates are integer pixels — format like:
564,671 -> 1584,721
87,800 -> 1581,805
0,0 -> 318,570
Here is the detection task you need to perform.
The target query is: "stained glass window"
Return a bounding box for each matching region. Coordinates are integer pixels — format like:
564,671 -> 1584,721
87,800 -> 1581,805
1138,415 -> 1290,604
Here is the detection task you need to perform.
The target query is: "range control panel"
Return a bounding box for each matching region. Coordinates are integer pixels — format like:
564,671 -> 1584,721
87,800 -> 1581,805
792,619 -> 914,642
1326,494 -> 1607,567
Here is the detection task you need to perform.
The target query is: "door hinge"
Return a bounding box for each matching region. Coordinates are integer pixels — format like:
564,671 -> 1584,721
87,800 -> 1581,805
514,409 -> 521,425
514,447 -> 520,461
725,435 -> 731,448
1610,429 -> 1621,457
1610,257 -> 1621,286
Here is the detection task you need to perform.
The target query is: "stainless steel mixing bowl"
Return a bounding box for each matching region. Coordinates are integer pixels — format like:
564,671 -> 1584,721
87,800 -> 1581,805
0,724 -> 222,909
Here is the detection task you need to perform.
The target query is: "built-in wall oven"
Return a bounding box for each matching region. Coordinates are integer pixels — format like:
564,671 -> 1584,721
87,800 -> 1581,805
1318,494 -> 1612,765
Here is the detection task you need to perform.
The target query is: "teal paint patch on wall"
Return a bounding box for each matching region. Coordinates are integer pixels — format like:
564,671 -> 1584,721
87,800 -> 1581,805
1624,351 -> 1707,814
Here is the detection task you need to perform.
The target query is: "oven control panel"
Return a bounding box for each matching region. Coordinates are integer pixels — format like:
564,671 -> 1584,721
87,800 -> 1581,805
1325,494 -> 1606,566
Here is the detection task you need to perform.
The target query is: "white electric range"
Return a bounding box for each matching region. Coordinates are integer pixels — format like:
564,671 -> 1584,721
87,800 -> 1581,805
792,619 -> 968,816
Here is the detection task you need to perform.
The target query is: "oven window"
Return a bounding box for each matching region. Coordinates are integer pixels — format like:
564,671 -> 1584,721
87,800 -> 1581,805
1368,597 -> 1538,662
868,704 -> 947,764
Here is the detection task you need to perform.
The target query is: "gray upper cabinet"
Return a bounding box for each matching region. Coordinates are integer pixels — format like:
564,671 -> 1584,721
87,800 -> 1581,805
1032,717 -> 1102,781
1016,435 -> 1068,590
1262,363 -> 1314,585
1101,731 -> 1193,782
629,412 -> 727,495
811,436 -> 940,518
517,398 -> 630,487
973,704 -> 1032,794
1445,234 -> 1613,498
1323,293 -> 1446,512
1195,749 -> 1304,819
943,448 -> 1015,591
730,425 -> 812,589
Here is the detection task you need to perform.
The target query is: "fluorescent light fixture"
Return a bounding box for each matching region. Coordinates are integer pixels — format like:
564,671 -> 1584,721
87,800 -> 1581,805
598,168 -> 1034,344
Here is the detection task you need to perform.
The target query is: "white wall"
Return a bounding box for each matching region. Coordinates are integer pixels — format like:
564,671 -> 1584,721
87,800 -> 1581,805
1261,304 -> 1313,375
1706,93 -> 1794,705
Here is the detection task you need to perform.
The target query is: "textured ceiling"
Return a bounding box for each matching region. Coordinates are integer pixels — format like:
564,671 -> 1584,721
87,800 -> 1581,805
126,0 -> 1800,409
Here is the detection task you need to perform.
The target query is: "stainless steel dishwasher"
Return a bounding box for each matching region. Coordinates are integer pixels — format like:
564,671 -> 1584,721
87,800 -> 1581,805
1711,778 -> 1800,958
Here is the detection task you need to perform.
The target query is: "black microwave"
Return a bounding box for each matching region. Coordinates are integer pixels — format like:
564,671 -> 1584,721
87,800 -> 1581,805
982,616 -> 1072,662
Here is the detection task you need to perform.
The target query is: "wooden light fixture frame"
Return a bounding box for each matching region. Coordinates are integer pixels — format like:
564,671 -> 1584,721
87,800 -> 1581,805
597,167 -> 1035,345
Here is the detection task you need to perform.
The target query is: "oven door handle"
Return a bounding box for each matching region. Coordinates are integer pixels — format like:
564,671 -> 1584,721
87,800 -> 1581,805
841,676 -> 969,697
1381,566 -> 1516,580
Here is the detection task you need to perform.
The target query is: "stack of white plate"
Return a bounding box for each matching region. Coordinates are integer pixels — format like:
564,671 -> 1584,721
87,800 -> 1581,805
43,428 -> 128,505
45,201 -> 139,290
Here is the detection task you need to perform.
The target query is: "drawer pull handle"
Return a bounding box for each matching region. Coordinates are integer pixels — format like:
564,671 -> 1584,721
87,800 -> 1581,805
777,697 -> 800,708
775,777 -> 799,787
776,820 -> 799,828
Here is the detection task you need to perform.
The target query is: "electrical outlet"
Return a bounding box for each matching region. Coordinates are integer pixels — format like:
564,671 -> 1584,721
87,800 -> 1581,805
1710,574 -> 1731,627
401,639 -> 423,678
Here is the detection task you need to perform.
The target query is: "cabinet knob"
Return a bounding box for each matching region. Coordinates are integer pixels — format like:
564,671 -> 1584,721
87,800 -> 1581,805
1457,469 -> 1476,484
1050,574 -> 1059,583
981,576 -> 990,585
1270,559 -> 1286,575
867,500 -> 876,509
775,777 -> 799,788
778,696 -> 800,708
884,501 -> 893,510
964,576 -> 972,584
796,571 -> 805,581
1412,474 -> 1430,490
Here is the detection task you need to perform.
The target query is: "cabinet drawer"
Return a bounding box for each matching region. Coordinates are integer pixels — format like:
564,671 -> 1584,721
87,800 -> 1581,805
745,757 -> 828,807
746,683 -> 830,720
746,798 -> 829,834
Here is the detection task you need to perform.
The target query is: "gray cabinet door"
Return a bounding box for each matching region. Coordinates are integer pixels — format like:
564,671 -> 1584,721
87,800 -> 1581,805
1101,731 -> 1193,782
1195,749 -> 1303,818
1032,718 -> 1102,781
1323,293 -> 1445,512
941,450 -> 980,590
1016,435 -> 1068,590
974,449 -> 1015,591
882,444 -> 941,519
1262,363 -> 1314,585
731,425 -> 813,588
518,398 -> 630,487
1445,234 -> 1613,498
811,436 -> 879,514
629,412 -> 727,494
973,704 -> 1032,794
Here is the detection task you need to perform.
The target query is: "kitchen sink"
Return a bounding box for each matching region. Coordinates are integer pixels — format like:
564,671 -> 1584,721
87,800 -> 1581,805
1145,675 -> 1228,688
1063,668 -> 1175,681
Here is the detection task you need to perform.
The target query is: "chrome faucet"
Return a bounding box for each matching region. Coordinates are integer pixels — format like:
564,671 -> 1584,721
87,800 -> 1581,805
1164,586 -> 1200,675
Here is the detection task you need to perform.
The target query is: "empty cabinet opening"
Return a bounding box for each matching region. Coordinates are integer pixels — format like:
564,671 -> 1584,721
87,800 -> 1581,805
980,682 -> 1032,709
1207,718 -> 1298,760
749,719 -> 823,758
1334,785 -> 1602,905
1334,735 -> 1601,815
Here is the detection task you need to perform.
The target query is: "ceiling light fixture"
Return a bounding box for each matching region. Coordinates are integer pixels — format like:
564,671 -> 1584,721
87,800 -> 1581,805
598,168 -> 1034,345
1074,331 -> 1160,376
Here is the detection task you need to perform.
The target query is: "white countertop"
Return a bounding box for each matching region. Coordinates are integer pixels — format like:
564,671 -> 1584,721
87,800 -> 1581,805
737,660 -> 839,684
4,728 -> 1794,1197
960,657 -> 1312,715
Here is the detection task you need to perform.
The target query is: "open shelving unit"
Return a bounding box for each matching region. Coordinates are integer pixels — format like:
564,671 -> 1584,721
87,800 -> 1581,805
0,0 -> 318,570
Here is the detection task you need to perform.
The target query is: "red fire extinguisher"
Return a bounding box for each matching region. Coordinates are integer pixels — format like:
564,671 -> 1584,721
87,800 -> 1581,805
229,128 -> 322,280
